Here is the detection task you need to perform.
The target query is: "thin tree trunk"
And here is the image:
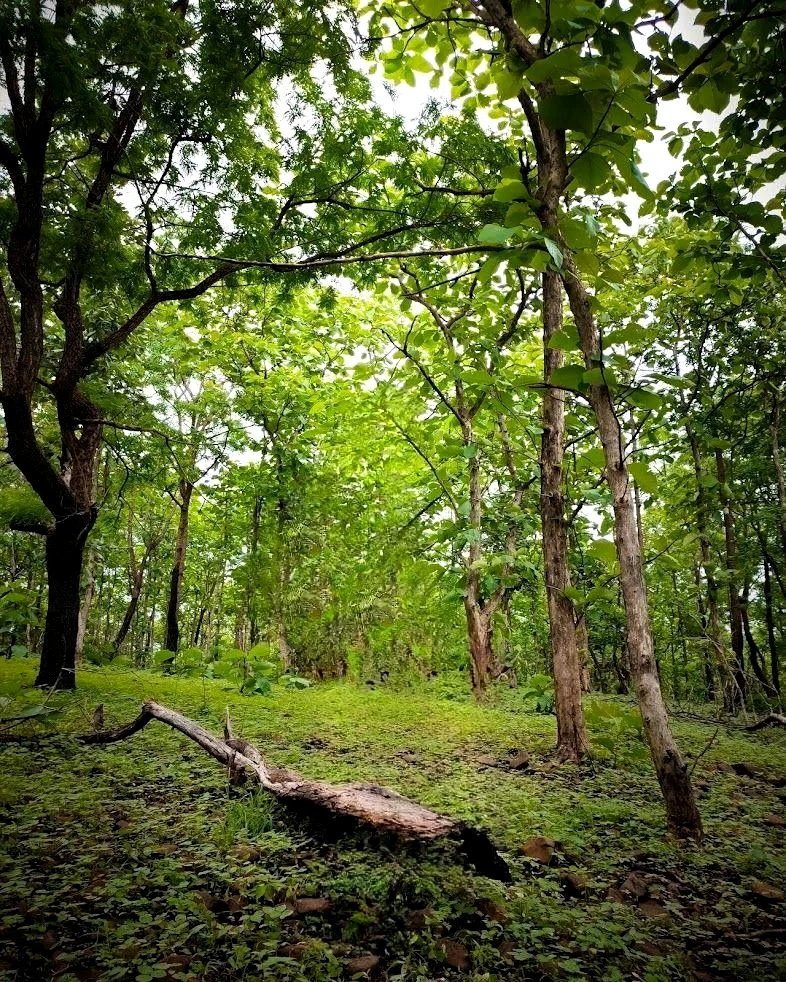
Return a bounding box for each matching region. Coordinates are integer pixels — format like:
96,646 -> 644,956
741,582 -> 779,699
560,256 -> 702,839
540,268 -> 586,761
715,448 -> 746,712
165,481 -> 193,654
686,428 -> 725,700
249,495 -> 262,648
193,606 -> 207,647
75,547 -> 95,664
762,555 -> 781,699
693,563 -> 716,701
771,395 -> 786,559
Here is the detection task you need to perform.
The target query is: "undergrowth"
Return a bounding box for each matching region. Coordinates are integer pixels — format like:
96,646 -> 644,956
1,658 -> 785,981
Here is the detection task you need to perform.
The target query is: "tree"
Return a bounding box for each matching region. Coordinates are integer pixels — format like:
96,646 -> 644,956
0,0 -> 431,687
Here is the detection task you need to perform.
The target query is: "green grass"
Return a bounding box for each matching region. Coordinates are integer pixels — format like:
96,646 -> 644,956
1,658 -> 785,981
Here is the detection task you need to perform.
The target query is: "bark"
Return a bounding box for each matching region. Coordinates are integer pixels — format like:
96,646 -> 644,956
745,712 -> 786,731
463,595 -> 495,694
715,449 -> 746,711
693,564 -> 716,701
762,556 -> 781,698
35,511 -> 96,689
81,700 -> 511,881
75,548 -> 95,664
559,259 -> 702,839
540,268 -> 587,761
165,480 -> 194,653
113,519 -> 165,655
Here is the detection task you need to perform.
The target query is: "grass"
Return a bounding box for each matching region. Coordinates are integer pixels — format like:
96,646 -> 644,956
1,657 -> 785,980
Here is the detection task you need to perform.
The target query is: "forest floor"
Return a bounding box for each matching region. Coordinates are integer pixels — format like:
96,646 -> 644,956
1,661 -> 785,982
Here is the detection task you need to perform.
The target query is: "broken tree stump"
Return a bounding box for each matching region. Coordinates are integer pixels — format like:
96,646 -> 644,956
81,700 -> 511,881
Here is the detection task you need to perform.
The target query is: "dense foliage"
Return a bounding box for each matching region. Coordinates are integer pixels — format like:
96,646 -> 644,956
1,0 -> 785,976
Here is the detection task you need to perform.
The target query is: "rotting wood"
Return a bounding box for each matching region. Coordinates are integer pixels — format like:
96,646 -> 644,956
81,700 -> 511,881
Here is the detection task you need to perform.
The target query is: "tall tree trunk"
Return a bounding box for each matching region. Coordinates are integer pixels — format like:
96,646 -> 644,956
687,429 -> 722,701
715,449 -> 746,712
113,579 -> 143,654
165,481 -> 193,653
472,0 -> 701,839
771,395 -> 786,559
35,512 -> 95,689
193,606 -> 207,647
762,555 -> 781,700
540,268 -> 587,761
561,256 -> 702,839
576,616 -> 592,692
248,495 -> 262,648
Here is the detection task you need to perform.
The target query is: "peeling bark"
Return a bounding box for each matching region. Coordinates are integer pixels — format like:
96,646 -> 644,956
81,701 -> 511,881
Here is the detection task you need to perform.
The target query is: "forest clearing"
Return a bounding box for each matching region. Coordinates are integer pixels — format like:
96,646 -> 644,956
1,0 -> 785,978
1,661 -> 785,980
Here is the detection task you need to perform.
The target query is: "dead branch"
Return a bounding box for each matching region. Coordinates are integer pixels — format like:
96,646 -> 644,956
80,700 -> 511,881
745,712 -> 786,732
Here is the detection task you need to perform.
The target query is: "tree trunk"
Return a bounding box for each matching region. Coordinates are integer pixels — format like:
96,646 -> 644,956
35,512 -> 95,689
741,583 -> 779,700
540,268 -> 587,761
715,448 -> 746,712
75,548 -> 95,664
113,580 -> 143,655
771,395 -> 786,559
464,0 -> 701,839
686,426 -> 726,703
165,481 -> 193,653
762,555 -> 781,699
560,255 -> 702,840
693,564 -> 716,701
464,596 -> 494,694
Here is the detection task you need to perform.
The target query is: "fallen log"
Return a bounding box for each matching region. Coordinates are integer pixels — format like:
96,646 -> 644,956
745,712 -> 786,732
81,700 -> 511,881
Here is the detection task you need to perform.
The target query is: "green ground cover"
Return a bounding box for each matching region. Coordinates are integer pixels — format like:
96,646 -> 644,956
1,660 -> 785,981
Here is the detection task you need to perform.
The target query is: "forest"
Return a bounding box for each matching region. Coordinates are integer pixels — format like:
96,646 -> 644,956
0,0 -> 785,979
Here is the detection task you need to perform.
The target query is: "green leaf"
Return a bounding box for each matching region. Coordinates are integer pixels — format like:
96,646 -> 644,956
626,389 -> 662,411
525,48 -> 585,84
688,79 -> 730,114
629,460 -> 659,494
538,93 -> 594,134
570,152 -> 608,191
477,223 -> 514,245
583,366 -> 617,387
588,538 -> 617,566
419,0 -> 448,14
547,327 -> 580,351
493,180 -> 528,203
543,237 -> 563,268
550,364 -> 586,389
581,446 -> 606,469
